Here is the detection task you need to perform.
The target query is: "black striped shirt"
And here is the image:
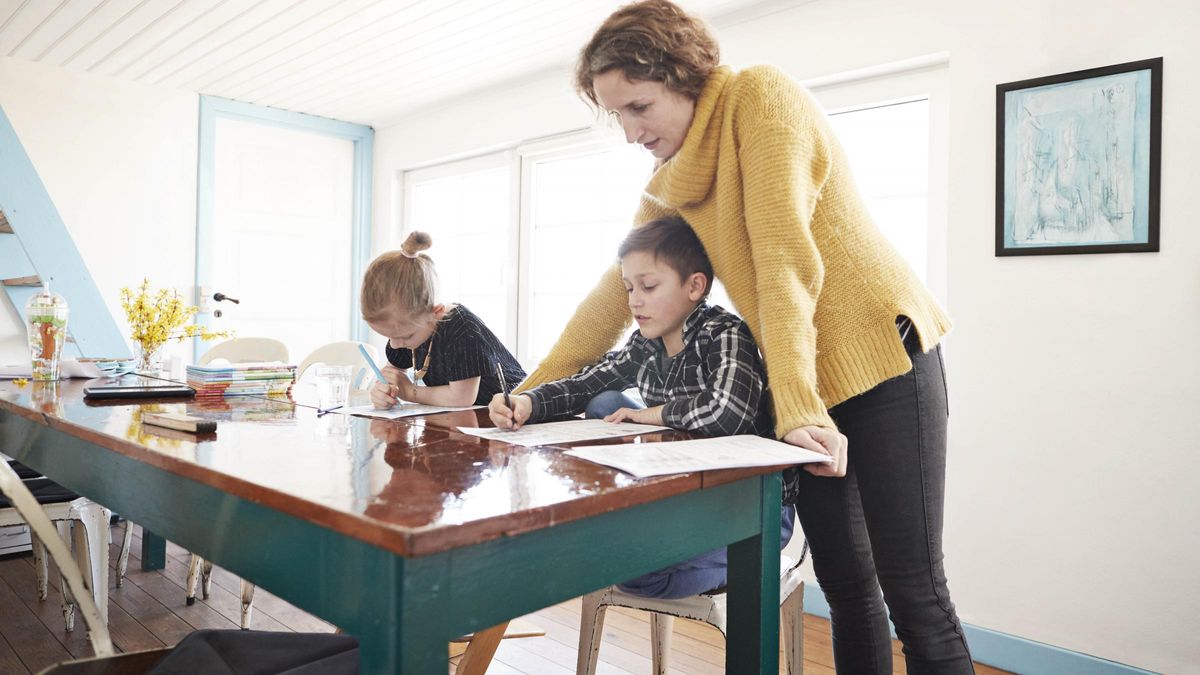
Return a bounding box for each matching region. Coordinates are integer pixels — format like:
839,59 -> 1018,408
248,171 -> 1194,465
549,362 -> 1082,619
385,304 -> 525,407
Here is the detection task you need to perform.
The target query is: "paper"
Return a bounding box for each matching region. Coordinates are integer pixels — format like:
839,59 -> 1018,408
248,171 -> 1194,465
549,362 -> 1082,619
341,403 -> 480,419
456,418 -> 669,447
563,434 -> 834,478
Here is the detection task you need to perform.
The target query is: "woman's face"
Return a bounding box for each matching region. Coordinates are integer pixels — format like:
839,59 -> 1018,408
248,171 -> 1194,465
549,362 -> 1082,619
593,70 -> 696,160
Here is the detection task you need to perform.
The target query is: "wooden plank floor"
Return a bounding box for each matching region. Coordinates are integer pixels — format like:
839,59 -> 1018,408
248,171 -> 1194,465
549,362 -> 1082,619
0,524 -> 1008,674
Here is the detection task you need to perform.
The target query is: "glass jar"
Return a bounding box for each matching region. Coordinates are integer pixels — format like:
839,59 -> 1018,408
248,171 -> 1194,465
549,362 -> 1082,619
26,284 -> 69,381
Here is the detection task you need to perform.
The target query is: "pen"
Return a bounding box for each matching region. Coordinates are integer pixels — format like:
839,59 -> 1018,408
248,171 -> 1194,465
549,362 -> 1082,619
495,362 -> 511,410
359,344 -> 398,398
317,405 -> 342,417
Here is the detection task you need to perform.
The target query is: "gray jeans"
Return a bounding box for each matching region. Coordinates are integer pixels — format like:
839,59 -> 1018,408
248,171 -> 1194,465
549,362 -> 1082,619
793,329 -> 973,674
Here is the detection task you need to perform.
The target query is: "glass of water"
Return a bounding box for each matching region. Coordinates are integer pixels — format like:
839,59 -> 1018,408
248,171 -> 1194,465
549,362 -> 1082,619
314,363 -> 352,412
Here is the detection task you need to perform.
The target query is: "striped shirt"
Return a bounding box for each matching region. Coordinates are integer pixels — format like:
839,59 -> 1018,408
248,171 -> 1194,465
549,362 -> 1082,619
385,304 -> 525,407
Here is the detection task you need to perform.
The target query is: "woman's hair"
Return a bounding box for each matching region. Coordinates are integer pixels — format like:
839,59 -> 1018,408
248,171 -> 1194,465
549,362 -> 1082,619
618,215 -> 713,298
575,0 -> 720,108
360,231 -> 439,322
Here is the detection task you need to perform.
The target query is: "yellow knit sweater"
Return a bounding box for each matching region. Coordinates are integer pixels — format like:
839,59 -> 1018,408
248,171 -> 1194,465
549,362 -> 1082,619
520,65 -> 951,436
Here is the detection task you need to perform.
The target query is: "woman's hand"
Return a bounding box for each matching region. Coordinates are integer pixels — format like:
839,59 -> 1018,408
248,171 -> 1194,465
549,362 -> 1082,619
784,425 -> 848,478
604,406 -> 664,426
488,393 -> 532,430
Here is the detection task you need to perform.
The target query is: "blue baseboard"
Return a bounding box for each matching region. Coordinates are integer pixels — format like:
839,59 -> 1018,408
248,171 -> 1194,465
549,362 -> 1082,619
801,584 -> 1156,674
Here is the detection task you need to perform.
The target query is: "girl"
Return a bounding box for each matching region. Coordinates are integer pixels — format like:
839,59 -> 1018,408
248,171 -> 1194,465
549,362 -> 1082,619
361,231 -> 524,409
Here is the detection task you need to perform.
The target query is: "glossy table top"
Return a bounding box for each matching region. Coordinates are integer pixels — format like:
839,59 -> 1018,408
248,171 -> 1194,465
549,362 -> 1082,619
0,376 -> 778,557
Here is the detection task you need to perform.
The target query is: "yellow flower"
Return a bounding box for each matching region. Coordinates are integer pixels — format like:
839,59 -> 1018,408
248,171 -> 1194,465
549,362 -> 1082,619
120,279 -> 231,356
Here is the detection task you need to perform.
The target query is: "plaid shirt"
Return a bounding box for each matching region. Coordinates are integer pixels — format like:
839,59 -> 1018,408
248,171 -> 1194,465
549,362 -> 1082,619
525,303 -> 773,437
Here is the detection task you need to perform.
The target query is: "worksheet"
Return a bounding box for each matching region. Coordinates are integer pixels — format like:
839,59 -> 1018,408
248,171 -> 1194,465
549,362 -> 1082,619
563,434 -> 834,478
341,403 -> 480,419
456,418 -> 669,447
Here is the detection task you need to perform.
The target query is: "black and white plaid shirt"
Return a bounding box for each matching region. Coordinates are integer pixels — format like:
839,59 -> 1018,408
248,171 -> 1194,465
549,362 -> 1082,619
525,303 -> 773,437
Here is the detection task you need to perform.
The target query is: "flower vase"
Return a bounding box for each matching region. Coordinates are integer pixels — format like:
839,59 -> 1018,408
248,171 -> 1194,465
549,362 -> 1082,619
136,346 -> 164,376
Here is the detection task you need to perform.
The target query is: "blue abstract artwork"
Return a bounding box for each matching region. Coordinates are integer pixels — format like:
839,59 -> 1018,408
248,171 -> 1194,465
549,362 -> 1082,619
1002,69 -> 1154,250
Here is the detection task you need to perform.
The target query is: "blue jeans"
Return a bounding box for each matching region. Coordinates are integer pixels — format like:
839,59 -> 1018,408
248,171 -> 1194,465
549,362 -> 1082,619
585,389 -> 797,600
793,330 -> 973,674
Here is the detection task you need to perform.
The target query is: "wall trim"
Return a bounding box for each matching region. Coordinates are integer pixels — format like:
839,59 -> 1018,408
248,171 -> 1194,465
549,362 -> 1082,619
802,584 -> 1156,675
194,96 -> 374,357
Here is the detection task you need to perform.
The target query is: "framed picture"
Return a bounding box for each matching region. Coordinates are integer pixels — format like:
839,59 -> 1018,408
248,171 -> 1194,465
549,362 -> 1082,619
996,57 -> 1162,256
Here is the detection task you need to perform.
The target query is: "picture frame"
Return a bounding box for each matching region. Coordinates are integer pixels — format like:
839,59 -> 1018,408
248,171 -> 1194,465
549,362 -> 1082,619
996,57 -> 1162,256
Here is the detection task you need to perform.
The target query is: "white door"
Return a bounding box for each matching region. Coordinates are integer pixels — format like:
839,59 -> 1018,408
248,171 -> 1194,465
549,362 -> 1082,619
205,117 -> 355,362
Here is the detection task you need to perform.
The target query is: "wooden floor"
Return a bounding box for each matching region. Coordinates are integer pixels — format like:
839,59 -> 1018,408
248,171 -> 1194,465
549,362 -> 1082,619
0,524 -> 1007,674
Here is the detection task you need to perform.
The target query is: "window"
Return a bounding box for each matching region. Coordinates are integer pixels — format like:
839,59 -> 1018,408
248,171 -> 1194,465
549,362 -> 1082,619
521,142 -> 653,365
402,155 -> 514,344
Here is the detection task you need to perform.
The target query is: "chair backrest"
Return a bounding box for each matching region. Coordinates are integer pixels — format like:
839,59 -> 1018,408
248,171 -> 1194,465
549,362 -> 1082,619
296,341 -> 380,390
0,462 -> 113,657
198,337 -> 290,366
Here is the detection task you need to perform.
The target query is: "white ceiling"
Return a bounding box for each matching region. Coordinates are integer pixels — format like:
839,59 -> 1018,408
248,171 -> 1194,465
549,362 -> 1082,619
0,0 -> 782,127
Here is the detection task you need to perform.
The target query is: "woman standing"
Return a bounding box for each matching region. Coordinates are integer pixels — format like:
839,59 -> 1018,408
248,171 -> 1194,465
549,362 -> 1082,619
519,1 -> 973,672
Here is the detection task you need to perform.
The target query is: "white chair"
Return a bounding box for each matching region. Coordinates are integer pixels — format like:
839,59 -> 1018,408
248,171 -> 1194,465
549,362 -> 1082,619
296,340 -> 380,390
0,463 -> 112,633
577,544 -> 808,675
188,336 -> 290,628
197,336 -> 290,366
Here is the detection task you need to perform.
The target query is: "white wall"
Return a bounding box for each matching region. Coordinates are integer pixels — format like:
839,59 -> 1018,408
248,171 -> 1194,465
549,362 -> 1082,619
374,1 -> 1200,671
0,58 -> 198,364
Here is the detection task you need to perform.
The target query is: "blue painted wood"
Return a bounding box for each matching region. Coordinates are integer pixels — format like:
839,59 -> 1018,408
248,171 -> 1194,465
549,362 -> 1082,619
193,96 -> 374,361
0,233 -> 36,279
801,583 -> 1155,674
0,104 -> 132,359
2,401 -> 780,673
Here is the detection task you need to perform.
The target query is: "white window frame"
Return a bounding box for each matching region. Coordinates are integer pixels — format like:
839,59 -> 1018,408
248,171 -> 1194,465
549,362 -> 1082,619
807,62 -> 950,307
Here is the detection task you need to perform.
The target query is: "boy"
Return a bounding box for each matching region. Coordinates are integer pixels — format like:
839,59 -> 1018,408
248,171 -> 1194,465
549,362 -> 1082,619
487,214 -> 796,599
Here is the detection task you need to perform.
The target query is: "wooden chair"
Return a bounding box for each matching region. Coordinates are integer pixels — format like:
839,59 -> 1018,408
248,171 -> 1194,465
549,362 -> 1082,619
0,460 -> 360,675
296,340 -> 380,390
187,336 -> 290,628
577,545 -> 808,675
0,461 -> 119,632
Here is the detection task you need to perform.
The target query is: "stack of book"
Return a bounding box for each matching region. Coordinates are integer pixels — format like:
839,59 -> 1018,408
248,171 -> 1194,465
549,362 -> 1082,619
186,362 -> 296,399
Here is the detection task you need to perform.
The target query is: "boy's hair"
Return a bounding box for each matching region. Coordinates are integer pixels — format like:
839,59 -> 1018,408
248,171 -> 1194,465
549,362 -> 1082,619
360,231 -> 439,322
575,0 -> 720,109
618,215 -> 713,298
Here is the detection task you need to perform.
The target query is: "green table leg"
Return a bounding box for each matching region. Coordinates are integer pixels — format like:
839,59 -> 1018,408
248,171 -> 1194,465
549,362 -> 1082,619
141,530 -> 166,571
726,472 -> 782,673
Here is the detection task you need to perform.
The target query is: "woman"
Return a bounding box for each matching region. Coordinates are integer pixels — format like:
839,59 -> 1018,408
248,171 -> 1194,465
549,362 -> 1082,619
518,1 -> 973,672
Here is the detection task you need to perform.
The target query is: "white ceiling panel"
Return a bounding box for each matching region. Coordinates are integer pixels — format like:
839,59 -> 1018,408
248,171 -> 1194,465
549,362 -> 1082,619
0,0 -> 799,127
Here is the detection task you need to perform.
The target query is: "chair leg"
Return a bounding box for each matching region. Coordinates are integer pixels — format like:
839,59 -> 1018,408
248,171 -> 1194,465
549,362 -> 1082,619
185,554 -> 202,605
650,613 -> 673,675
72,503 -> 110,627
115,520 -> 133,588
576,592 -> 607,675
239,581 -> 255,629
781,580 -> 805,675
454,621 -> 508,675
201,559 -> 214,599
55,520 -> 75,631
30,530 -> 49,600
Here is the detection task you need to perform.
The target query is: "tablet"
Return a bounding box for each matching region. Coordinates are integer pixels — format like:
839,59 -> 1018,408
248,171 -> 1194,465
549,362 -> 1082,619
83,384 -> 196,400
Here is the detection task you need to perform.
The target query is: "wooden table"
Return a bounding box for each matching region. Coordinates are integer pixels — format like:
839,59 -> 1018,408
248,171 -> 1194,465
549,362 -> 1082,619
0,377 -> 784,673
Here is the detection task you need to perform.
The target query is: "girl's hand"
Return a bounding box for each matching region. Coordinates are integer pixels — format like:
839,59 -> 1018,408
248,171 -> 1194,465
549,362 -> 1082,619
370,379 -> 399,409
784,425 -> 848,478
488,393 -> 532,430
603,406 -> 664,426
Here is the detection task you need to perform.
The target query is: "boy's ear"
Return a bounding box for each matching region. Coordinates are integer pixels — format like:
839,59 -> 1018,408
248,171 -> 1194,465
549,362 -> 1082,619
686,272 -> 708,302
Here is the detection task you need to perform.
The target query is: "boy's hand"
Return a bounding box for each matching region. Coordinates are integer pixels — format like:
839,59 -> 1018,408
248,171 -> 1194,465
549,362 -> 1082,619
603,405 -> 664,426
488,393 -> 532,430
784,425 -> 848,478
